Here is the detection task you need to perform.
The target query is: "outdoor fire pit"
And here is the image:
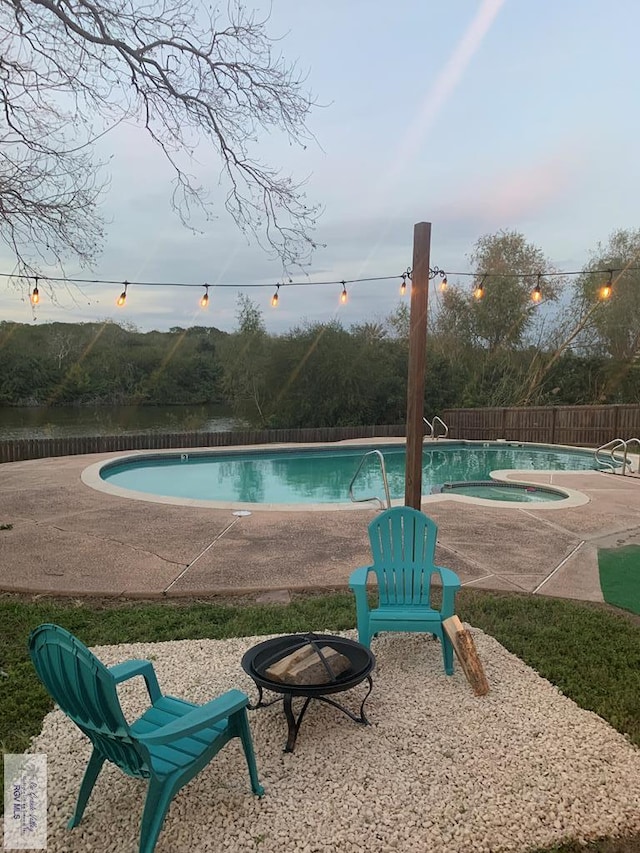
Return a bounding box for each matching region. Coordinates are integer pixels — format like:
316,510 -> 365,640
241,633 -> 375,752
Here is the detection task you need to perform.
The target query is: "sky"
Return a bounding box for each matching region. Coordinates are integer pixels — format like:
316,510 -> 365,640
2,0 -> 640,334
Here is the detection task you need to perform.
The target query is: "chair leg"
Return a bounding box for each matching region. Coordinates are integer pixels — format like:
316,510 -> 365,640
354,622 -> 365,645
67,748 -> 105,829
353,595 -> 371,647
236,709 -> 264,796
356,622 -> 373,647
139,776 -> 176,853
442,632 -> 454,676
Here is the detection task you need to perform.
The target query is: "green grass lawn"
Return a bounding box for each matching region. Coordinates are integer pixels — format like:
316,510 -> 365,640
1,589 -> 639,853
598,545 -> 640,616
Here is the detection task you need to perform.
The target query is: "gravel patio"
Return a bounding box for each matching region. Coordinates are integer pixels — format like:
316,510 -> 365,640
30,629 -> 640,853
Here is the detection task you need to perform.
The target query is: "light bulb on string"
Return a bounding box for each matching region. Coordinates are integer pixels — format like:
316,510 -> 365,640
439,274 -> 448,293
340,281 -> 348,304
473,275 -> 486,300
271,284 -> 280,307
117,281 -> 128,307
200,284 -> 209,308
532,274 -> 543,304
400,273 -> 407,296
30,277 -> 40,305
599,270 -> 613,300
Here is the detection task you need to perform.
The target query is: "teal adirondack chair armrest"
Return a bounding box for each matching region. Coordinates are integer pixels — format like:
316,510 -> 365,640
349,565 -> 372,590
433,565 -> 461,616
138,689 -> 250,745
109,660 -> 161,703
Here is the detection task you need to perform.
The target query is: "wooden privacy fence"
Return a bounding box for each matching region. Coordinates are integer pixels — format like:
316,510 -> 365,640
0,424 -> 406,464
441,404 -> 640,446
2,404 -> 640,463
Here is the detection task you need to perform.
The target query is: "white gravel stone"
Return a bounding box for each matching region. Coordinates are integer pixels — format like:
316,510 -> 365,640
16,628 -> 640,852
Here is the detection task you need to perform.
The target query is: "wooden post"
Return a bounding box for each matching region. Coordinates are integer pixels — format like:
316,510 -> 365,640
405,222 -> 432,509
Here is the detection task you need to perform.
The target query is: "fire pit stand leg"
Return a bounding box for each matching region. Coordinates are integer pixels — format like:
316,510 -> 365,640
316,674 -> 374,725
247,684 -> 284,711
283,694 -> 313,753
282,676 -> 374,753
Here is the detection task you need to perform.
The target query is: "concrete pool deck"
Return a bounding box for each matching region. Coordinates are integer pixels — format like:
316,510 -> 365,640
1,445 -> 640,602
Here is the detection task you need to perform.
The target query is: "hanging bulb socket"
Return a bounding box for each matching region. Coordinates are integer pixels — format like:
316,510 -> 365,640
599,270 -> 613,300
200,284 -> 209,308
400,273 -> 407,296
271,284 -> 280,307
439,274 -> 448,293
473,276 -> 486,300
30,277 -> 40,305
117,281 -> 128,307
340,281 -> 348,304
532,275 -> 543,304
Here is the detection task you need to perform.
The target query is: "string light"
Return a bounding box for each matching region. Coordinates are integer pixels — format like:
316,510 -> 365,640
4,261 -> 633,316
434,265 -> 634,280
117,281 -> 128,307
473,275 -> 486,300
30,277 -> 40,305
599,270 -> 613,300
532,274 -> 543,304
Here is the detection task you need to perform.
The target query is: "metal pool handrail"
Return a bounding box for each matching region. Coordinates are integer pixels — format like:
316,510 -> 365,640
595,437 -> 639,473
348,450 -> 392,510
423,416 -> 449,440
618,437 -> 639,474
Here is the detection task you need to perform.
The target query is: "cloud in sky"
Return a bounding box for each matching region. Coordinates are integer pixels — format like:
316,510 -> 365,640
1,0 -> 639,333
384,0 -> 507,189
436,145 -> 585,230
358,0 -> 506,272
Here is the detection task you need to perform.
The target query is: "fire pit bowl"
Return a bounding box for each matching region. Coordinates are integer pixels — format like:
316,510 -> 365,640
241,633 -> 376,752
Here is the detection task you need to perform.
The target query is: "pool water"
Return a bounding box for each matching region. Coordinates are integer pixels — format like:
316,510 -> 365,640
438,482 -> 566,502
100,443 -> 597,504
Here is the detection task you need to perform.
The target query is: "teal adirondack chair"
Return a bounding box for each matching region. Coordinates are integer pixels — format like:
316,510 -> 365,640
29,624 -> 264,853
349,507 -> 461,674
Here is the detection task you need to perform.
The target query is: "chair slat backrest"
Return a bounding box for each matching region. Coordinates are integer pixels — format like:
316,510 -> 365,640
29,624 -> 150,778
368,507 -> 438,606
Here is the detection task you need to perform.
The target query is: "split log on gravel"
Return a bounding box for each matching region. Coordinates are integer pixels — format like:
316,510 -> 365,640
443,615 -> 490,696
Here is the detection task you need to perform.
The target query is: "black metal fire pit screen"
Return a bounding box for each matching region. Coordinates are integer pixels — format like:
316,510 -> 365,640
241,633 -> 375,752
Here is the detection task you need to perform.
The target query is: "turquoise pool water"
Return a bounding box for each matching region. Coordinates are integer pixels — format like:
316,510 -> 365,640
100,442 -> 598,504
437,482 -> 566,502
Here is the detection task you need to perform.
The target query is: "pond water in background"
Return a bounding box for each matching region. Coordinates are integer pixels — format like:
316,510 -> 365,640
0,404 -> 242,439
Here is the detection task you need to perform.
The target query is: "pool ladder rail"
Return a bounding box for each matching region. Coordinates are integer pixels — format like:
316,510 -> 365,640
348,450 -> 392,510
594,437 -> 640,475
423,416 -> 449,440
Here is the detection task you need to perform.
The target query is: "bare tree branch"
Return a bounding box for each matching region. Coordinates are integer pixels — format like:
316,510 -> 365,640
0,0 -> 320,273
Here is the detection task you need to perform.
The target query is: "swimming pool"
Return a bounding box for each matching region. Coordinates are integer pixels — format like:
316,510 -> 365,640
94,442 -> 598,506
